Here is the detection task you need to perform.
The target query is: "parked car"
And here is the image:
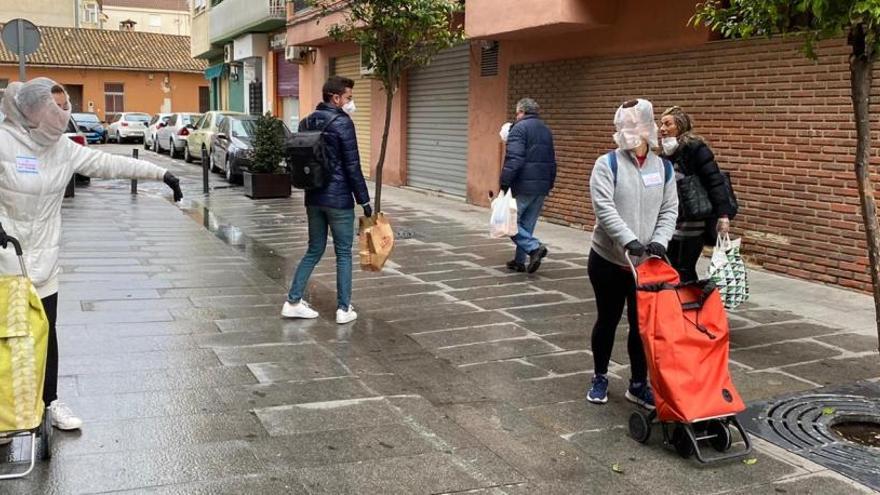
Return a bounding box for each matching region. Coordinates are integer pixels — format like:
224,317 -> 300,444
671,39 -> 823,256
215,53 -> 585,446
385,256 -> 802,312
71,112 -> 107,144
144,113 -> 173,151
64,116 -> 90,189
106,112 -> 151,143
210,115 -> 292,183
155,112 -> 202,159
183,111 -> 246,167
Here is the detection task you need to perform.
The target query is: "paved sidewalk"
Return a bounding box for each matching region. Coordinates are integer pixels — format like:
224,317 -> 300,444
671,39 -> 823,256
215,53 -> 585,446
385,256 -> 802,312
1,144 -> 877,493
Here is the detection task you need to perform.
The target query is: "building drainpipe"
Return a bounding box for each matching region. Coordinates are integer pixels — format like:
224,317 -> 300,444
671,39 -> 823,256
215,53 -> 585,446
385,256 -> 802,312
74,0 -> 80,28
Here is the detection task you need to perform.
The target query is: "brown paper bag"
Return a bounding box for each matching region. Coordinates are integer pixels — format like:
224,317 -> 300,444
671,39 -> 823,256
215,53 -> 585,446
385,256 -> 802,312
358,212 -> 395,272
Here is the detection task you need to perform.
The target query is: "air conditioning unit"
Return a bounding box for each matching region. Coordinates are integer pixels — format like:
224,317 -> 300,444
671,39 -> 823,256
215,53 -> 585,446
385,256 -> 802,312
360,46 -> 375,76
223,44 -> 234,63
285,45 -> 311,64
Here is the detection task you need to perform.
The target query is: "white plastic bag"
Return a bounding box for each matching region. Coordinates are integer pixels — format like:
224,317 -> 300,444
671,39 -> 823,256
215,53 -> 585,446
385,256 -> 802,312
707,234 -> 749,309
489,190 -> 518,238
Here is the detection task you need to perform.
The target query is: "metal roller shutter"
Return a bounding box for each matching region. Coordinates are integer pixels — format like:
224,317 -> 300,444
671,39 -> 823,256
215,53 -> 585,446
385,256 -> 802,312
407,44 -> 470,197
332,54 -> 372,178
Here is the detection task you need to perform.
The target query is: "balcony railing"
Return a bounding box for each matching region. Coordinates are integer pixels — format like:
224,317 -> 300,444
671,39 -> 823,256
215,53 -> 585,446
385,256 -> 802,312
209,0 -> 287,44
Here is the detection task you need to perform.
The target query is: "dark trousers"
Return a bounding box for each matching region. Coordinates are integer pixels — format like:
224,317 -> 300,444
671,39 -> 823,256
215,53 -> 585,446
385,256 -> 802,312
40,293 -> 58,406
668,236 -> 705,283
588,250 -> 647,383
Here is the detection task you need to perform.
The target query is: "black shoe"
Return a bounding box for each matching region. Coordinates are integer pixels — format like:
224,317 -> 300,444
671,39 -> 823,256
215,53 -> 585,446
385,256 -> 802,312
527,245 -> 548,273
505,260 -> 526,272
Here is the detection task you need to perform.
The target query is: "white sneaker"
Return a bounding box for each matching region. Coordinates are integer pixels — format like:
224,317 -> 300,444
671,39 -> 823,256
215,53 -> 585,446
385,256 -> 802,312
48,401 -> 83,431
336,305 -> 358,324
281,300 -> 319,319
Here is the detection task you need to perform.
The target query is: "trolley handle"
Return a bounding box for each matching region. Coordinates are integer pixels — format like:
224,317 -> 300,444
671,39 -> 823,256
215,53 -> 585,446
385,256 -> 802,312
2,236 -> 28,278
623,247 -> 671,285
2,236 -> 23,257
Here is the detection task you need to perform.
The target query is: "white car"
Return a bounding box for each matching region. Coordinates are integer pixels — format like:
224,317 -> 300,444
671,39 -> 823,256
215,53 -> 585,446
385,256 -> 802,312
155,112 -> 202,159
144,113 -> 173,150
106,112 -> 151,144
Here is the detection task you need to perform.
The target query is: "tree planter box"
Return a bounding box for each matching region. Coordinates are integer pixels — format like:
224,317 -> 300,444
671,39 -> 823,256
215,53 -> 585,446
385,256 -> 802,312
243,171 -> 291,199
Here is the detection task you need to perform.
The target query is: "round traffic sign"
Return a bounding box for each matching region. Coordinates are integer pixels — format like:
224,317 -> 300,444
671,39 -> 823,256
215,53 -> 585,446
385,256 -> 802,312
1,19 -> 41,56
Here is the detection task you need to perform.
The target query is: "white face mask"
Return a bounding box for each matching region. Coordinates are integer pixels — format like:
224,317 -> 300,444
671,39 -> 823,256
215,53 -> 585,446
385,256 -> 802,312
613,130 -> 643,150
661,136 -> 679,155
343,100 -> 356,115
26,100 -> 71,146
499,122 -> 512,142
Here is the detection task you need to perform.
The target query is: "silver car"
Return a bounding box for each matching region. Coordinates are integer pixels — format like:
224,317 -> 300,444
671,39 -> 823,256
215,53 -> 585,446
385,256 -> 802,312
144,113 -> 173,150
155,112 -> 202,159
106,112 -> 151,143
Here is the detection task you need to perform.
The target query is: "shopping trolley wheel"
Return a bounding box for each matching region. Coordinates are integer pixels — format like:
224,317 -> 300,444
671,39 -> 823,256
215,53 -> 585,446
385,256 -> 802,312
629,411 -> 651,444
671,425 -> 694,459
707,419 -> 732,452
38,408 -> 52,461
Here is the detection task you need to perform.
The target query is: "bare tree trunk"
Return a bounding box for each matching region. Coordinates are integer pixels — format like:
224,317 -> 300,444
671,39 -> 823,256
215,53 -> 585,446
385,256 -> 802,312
373,87 -> 395,213
849,26 -> 880,352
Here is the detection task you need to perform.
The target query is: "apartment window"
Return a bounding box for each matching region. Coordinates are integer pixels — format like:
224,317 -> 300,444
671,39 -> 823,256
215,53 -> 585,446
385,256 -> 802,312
104,83 -> 124,119
83,3 -> 99,24
293,0 -> 312,12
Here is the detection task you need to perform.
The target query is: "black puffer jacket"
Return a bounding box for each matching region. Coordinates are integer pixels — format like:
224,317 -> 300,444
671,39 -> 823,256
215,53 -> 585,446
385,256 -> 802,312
500,114 -> 557,196
669,138 -> 736,243
298,103 -> 370,209
671,139 -> 735,217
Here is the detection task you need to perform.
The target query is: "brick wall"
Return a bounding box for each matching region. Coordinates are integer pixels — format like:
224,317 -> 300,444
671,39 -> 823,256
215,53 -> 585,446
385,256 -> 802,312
508,37 -> 880,291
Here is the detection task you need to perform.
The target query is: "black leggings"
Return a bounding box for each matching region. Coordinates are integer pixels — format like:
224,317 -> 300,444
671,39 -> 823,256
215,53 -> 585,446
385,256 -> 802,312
40,293 -> 58,406
668,236 -> 705,283
588,250 -> 647,383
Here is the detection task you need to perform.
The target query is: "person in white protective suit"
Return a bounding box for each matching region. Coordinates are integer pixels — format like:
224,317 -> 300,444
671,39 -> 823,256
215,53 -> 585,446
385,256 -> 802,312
585,98 -> 678,409
0,78 -> 183,431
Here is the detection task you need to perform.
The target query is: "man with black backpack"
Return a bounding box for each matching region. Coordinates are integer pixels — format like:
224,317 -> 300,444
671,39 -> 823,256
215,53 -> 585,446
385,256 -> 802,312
282,76 -> 371,324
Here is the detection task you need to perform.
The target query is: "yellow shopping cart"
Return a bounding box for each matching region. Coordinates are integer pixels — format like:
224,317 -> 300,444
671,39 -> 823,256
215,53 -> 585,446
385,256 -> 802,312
0,236 -> 52,479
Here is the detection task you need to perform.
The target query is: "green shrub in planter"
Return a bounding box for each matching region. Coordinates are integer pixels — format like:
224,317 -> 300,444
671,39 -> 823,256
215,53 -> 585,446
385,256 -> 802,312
244,112 -> 290,199
250,112 -> 286,174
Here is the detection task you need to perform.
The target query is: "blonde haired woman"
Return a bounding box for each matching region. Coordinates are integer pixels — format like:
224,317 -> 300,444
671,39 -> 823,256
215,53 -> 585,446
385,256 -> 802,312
659,106 -> 736,282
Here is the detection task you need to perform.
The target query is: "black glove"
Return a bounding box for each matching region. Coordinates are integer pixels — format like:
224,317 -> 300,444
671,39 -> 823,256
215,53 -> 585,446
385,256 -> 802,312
646,242 -> 666,258
361,203 -> 373,219
0,221 -> 7,249
163,172 -> 183,202
625,240 -> 645,257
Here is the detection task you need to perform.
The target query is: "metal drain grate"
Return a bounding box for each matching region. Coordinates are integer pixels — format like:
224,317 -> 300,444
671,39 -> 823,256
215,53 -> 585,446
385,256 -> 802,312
743,382 -> 880,490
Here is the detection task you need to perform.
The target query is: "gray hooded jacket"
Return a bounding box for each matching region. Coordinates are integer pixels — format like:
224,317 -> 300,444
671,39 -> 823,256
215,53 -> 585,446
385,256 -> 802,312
589,149 -> 678,267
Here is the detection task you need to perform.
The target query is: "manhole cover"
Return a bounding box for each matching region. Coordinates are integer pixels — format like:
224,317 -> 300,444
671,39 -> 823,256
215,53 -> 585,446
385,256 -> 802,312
743,382 -> 880,490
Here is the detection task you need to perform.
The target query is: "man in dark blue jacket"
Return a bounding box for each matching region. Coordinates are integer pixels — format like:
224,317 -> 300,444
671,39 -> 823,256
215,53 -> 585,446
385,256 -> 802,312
282,76 -> 372,324
500,98 -> 557,273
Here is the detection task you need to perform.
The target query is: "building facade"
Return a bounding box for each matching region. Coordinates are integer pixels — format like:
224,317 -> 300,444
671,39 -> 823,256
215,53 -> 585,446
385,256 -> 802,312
102,0 -> 191,35
189,0 -> 296,124
0,24 -> 208,118
0,0 -> 101,29
286,0 -> 878,291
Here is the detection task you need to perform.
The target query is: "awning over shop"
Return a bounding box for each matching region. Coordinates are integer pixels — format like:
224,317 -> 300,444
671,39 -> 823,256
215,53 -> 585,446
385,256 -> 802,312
204,64 -> 224,80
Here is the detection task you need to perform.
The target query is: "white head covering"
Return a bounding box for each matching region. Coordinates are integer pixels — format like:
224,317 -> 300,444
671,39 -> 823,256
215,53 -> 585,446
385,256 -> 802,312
1,77 -> 71,146
613,98 -> 658,150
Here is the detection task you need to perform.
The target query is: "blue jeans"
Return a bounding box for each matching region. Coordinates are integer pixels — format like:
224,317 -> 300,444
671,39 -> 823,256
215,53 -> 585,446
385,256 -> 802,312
287,206 -> 355,310
511,194 -> 546,264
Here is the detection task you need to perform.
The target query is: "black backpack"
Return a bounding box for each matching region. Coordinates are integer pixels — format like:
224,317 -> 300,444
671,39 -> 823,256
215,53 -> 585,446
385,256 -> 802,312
285,113 -> 341,190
